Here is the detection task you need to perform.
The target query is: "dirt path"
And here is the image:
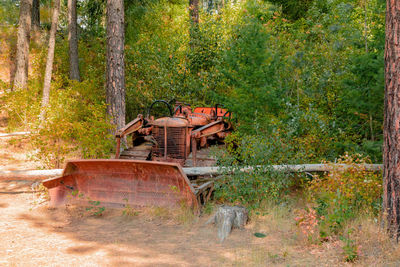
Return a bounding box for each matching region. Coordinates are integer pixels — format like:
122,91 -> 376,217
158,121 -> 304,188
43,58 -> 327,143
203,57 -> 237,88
0,190 -> 349,267
0,192 -> 251,266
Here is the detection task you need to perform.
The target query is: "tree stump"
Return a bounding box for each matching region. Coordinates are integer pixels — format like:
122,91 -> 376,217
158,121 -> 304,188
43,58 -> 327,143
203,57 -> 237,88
206,205 -> 248,242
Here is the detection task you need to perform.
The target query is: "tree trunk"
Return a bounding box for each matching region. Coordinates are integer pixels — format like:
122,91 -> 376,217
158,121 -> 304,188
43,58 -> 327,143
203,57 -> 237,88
13,0 -> 32,90
40,0 -> 61,121
383,0 -> 400,241
206,205 -> 248,242
189,0 -> 199,48
106,0 -> 125,131
68,0 -> 80,81
31,0 -> 40,31
189,0 -> 199,24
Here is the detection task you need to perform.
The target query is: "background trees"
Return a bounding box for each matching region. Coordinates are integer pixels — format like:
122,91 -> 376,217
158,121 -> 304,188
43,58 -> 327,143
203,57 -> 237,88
0,0 -> 385,165
40,0 -> 61,120
68,0 -> 80,81
13,0 -> 32,89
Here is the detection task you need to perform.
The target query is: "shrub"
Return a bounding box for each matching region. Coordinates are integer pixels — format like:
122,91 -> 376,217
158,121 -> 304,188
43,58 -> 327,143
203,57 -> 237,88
31,80 -> 114,168
307,153 -> 382,237
214,134 -> 301,208
2,86 -> 41,131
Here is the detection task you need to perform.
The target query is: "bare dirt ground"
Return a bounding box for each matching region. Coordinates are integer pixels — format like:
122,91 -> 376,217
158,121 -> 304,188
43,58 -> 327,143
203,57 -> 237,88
0,110 -> 399,266
0,186 -> 343,267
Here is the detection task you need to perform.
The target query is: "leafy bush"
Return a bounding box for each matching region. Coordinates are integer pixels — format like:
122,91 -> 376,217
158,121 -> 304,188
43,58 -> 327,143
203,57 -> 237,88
32,80 -> 114,168
214,133 -> 303,208
2,86 -> 41,131
307,154 -> 381,237
268,0 -> 316,20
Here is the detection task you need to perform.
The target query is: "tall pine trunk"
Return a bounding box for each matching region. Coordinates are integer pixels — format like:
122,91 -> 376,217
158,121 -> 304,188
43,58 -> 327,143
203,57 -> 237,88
13,0 -> 32,90
31,0 -> 40,31
40,0 -> 60,121
106,0 -> 125,131
68,0 -> 80,81
383,0 -> 400,240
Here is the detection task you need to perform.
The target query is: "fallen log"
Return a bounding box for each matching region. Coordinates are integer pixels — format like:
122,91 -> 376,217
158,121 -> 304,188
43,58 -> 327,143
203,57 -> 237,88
184,163 -> 383,176
0,132 -> 31,138
0,169 -> 63,180
0,163 -> 383,180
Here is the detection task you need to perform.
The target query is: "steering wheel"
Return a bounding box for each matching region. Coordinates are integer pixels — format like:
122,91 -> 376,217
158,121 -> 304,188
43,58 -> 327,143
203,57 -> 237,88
146,100 -> 173,119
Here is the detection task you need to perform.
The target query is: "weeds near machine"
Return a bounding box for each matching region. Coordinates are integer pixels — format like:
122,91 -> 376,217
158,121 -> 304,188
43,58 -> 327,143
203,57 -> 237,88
122,198 -> 139,217
67,190 -> 106,216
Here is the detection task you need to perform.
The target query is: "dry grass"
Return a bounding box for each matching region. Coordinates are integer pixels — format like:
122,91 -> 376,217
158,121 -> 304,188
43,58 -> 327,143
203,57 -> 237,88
141,204 -> 197,227
344,217 -> 400,266
216,200 -> 400,267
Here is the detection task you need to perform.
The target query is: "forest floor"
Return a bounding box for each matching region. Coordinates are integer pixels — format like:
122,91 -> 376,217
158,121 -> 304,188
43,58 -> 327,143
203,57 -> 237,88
0,111 -> 399,266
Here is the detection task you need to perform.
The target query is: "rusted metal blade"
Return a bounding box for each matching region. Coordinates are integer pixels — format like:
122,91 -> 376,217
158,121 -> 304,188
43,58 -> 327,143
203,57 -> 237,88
42,160 -> 198,209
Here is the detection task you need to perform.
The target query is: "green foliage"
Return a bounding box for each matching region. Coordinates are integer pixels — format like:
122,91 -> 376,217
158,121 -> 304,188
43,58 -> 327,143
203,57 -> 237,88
0,0 -> 18,25
124,0 -> 188,118
209,0 -> 385,162
215,134 -> 303,208
2,37 -> 113,168
32,80 -> 113,168
2,86 -> 41,131
340,229 -> 359,262
70,190 -> 106,216
79,0 -> 106,37
307,154 -> 381,238
215,2 -> 283,129
268,0 -> 316,20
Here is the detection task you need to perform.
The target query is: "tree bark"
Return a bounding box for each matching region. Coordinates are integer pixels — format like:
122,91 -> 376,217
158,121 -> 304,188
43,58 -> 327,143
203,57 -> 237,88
13,0 -> 32,90
31,0 -> 40,31
68,0 -> 80,81
40,0 -> 61,121
189,0 -> 199,48
206,206 -> 248,242
383,0 -> 400,241
189,0 -> 199,24
106,0 -> 125,131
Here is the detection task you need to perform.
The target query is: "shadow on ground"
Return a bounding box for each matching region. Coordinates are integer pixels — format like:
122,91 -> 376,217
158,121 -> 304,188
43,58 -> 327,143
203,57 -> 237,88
17,204 -> 255,266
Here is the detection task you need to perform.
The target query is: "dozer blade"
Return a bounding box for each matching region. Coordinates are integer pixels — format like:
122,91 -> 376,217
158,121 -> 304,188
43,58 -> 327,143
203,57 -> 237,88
42,160 -> 198,209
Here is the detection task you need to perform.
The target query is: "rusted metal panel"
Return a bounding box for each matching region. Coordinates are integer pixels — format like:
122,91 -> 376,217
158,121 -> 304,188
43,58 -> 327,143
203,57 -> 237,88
42,160 -> 198,209
193,107 -> 228,117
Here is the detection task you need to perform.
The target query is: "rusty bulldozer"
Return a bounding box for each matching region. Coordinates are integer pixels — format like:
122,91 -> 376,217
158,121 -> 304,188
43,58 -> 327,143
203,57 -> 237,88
43,100 -> 233,209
